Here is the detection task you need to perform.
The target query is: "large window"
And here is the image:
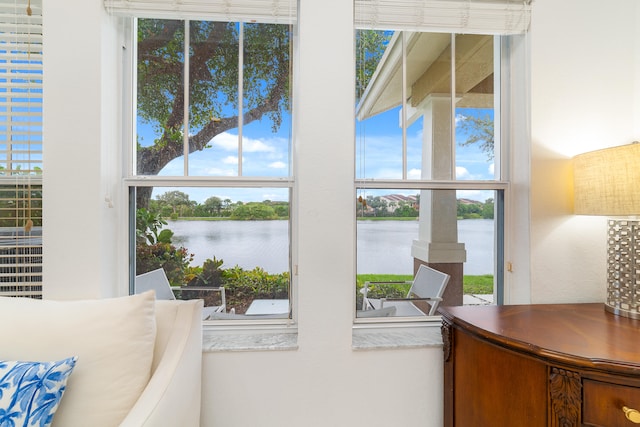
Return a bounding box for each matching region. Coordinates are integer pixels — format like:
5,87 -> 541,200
0,1 -> 43,299
127,17 -> 293,321
354,29 -> 512,319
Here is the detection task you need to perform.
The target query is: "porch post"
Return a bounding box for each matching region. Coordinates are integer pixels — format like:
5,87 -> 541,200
411,94 -> 466,306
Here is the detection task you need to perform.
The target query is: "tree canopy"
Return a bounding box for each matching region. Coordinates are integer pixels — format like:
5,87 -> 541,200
136,19 -> 292,207
457,113 -> 494,160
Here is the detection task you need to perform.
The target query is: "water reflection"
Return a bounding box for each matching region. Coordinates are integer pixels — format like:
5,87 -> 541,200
167,219 -> 494,275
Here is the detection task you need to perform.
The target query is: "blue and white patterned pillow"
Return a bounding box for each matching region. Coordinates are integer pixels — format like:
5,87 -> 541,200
0,356 -> 77,427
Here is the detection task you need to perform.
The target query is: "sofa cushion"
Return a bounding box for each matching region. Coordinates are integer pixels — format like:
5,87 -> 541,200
0,356 -> 77,427
0,291 -> 157,427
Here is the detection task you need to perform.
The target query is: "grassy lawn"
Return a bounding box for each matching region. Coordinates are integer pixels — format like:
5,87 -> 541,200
356,274 -> 493,295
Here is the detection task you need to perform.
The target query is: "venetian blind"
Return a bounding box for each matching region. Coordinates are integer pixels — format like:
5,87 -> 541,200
104,0 -> 296,24
355,0 -> 532,35
0,0 -> 43,298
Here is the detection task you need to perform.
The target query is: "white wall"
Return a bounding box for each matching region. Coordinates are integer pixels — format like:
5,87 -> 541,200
530,0 -> 639,303
41,0 -> 640,426
43,0 -> 123,299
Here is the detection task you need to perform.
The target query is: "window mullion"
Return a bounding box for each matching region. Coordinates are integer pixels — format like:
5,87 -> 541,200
401,32 -> 407,180
450,33 -> 456,181
183,20 -> 190,176
238,22 -> 244,176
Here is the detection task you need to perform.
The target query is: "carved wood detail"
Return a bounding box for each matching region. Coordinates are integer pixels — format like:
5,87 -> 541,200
441,320 -> 452,362
549,367 -> 581,427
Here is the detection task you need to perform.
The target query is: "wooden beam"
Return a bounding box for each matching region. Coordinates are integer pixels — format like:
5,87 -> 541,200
411,34 -> 493,107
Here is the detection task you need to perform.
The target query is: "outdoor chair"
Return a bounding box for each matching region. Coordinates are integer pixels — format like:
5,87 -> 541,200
135,268 -> 226,320
360,264 -> 450,316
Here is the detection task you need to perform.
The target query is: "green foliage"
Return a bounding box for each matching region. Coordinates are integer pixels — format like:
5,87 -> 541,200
187,257 -> 225,287
157,228 -> 174,244
147,191 -> 290,219
462,274 -> 493,294
136,208 -> 168,244
481,199 -> 494,219
355,30 -> 392,101
136,242 -> 193,286
270,202 -> 289,218
222,266 -> 290,311
154,190 -> 195,217
136,208 -> 192,286
230,202 -> 278,220
393,202 -> 418,217
457,199 -> 494,219
458,113 -> 494,160
355,274 -> 411,309
202,196 -> 223,216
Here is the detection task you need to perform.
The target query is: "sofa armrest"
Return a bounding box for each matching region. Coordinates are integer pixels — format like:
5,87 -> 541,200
119,299 -> 203,427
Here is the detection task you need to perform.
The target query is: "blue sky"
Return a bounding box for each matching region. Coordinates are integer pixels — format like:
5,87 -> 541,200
139,105 -> 495,205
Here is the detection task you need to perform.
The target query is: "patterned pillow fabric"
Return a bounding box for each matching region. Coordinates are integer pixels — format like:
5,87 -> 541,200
0,356 -> 77,427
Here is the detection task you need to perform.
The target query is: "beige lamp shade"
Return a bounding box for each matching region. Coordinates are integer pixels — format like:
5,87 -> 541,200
573,143 -> 640,216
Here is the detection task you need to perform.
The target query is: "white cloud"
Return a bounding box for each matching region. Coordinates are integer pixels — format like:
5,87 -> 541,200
269,161 -> 287,169
210,132 -> 277,153
408,168 -> 421,179
457,189 -> 493,203
244,138 -> 276,153
222,156 -> 239,165
210,133 -> 237,150
488,163 -> 494,175
456,166 -> 471,179
262,192 -> 287,201
203,167 -> 236,176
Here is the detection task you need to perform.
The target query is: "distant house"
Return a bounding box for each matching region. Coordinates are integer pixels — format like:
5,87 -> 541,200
458,198 -> 482,206
380,194 -> 418,212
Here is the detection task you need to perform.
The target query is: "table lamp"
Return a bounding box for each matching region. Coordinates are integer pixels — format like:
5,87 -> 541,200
573,142 -> 640,318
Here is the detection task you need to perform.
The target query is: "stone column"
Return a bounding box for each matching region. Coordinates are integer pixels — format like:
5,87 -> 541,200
411,95 -> 466,306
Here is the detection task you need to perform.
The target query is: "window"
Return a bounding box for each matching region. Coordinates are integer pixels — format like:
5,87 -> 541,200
124,15 -> 294,320
0,0 -> 43,299
354,0 -> 531,319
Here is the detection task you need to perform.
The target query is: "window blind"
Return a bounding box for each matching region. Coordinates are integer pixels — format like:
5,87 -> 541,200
355,0 -> 532,35
0,0 -> 43,176
0,1 -> 43,299
104,0 -> 296,24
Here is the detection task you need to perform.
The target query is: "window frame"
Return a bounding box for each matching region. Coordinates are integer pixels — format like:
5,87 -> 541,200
122,16 -> 297,325
353,32 -> 516,323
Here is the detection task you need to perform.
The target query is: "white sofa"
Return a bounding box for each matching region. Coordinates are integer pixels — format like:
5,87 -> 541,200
0,291 -> 203,427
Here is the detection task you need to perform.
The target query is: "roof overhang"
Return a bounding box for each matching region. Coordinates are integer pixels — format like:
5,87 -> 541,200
356,32 -> 495,121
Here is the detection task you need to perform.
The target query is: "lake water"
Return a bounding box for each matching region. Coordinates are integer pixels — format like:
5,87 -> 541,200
168,219 -> 494,275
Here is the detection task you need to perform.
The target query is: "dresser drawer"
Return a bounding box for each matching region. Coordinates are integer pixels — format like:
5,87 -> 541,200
583,379 -> 640,426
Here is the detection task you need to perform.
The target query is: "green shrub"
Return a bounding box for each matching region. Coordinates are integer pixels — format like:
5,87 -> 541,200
136,208 -> 191,286
136,242 -> 193,286
186,257 -> 224,287
222,266 -> 289,312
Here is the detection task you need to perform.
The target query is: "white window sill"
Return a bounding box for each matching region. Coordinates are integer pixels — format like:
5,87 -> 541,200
352,322 -> 443,350
201,321 -> 443,352
202,325 -> 298,352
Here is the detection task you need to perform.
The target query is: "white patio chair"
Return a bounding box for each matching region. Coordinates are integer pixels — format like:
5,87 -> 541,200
135,268 -> 226,320
360,264 -> 450,316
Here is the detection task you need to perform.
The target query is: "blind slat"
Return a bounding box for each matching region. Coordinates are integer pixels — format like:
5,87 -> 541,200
105,0 -> 530,33
355,0 -> 532,35
104,0 -> 297,24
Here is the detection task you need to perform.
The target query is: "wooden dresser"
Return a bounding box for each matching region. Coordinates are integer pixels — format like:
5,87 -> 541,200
440,303 -> 640,427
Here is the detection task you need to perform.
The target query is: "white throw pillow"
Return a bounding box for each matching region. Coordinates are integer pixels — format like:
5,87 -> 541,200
0,291 -> 157,427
